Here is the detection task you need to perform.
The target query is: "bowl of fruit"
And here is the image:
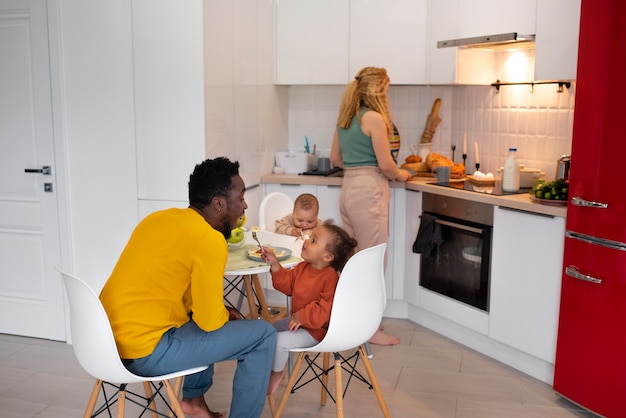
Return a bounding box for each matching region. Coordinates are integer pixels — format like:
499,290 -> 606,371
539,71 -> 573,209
227,214 -> 247,251
530,179 -> 569,206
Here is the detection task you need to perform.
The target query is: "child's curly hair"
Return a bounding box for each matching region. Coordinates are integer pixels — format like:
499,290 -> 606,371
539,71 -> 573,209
321,223 -> 358,272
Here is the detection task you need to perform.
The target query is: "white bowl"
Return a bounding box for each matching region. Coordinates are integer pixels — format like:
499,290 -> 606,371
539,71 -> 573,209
227,240 -> 245,251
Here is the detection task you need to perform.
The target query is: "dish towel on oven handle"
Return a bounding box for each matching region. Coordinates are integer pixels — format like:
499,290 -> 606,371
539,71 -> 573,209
412,213 -> 444,257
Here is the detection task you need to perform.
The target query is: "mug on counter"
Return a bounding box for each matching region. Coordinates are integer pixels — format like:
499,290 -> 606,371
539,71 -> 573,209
433,165 -> 451,182
317,157 -> 331,172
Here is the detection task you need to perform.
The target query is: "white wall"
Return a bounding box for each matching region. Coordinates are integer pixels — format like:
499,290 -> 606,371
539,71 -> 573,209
54,0 -> 139,289
203,0 -> 289,226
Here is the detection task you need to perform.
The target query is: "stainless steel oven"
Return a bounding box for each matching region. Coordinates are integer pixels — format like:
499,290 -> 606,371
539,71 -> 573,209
417,193 -> 493,312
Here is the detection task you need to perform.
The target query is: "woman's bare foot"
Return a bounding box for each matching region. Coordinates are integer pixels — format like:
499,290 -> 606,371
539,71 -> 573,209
267,370 -> 285,395
368,329 -> 399,346
180,396 -> 224,418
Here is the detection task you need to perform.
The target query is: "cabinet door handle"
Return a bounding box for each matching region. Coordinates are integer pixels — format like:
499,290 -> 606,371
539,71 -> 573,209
24,166 -> 51,175
565,265 -> 602,284
571,196 -> 608,209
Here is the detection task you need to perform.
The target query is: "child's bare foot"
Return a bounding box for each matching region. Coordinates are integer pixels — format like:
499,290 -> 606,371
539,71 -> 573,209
267,370 -> 285,395
180,396 -> 224,418
368,329 -> 399,346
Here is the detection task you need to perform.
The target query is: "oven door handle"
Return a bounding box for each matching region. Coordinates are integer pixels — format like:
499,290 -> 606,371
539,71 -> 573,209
435,219 -> 484,234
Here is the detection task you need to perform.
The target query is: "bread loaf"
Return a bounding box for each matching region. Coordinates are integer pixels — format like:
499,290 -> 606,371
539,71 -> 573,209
405,154 -> 422,163
401,161 -> 429,173
426,152 -> 454,170
451,163 -> 466,178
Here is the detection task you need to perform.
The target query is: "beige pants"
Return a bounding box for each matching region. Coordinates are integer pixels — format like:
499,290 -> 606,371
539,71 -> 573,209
339,167 -> 390,265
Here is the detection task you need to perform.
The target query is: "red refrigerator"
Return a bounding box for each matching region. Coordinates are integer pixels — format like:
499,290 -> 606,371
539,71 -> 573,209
553,0 -> 626,416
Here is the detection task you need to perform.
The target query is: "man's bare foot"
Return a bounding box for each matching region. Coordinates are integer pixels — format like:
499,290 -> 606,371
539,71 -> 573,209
368,329 -> 400,346
180,396 -> 224,418
267,370 -> 285,395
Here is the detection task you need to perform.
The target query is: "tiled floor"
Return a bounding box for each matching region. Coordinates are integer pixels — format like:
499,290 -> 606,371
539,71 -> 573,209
0,318 -> 595,418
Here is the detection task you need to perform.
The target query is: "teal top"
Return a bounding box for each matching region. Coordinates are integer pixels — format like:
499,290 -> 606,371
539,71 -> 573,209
337,109 -> 379,167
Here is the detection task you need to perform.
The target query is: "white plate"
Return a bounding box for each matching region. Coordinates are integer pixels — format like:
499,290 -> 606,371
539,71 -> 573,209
246,246 -> 292,262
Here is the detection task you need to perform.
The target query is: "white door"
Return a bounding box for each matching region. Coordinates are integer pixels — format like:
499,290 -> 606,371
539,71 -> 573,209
0,0 -> 65,340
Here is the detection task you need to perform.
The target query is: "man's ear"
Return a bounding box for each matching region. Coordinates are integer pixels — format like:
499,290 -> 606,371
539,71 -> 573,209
211,196 -> 225,213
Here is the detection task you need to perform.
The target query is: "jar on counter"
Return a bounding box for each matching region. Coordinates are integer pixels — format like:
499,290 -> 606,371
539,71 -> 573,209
502,148 -> 521,192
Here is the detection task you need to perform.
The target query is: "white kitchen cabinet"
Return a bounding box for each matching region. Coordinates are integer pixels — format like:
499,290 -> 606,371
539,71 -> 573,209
275,0 -> 349,85
489,206 -> 565,363
429,0 -> 537,85
457,0 -> 536,38
350,0 -> 428,84
534,0 -> 581,81
316,185 -> 342,226
402,189 -> 422,306
275,0 -> 428,85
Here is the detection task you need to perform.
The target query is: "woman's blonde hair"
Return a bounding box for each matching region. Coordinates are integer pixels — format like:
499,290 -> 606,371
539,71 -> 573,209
336,67 -> 393,136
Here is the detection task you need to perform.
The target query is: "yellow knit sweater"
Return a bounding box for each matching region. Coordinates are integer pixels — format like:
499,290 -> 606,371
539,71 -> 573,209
100,208 -> 229,359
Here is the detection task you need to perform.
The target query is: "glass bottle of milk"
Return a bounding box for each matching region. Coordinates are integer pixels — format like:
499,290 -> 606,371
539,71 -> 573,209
502,148 -> 521,192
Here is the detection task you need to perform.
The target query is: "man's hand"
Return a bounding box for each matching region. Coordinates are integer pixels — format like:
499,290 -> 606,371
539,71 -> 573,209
226,306 -> 243,321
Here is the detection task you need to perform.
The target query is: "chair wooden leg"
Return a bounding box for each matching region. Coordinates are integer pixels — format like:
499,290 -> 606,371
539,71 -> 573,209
320,352 -> 330,406
267,394 -> 277,417
243,276 -> 258,319
274,352 -> 306,418
142,381 -> 158,418
169,377 -> 184,418
116,389 -> 126,418
359,346 -> 391,418
333,353 -> 344,418
83,379 -> 102,418
163,379 -> 186,418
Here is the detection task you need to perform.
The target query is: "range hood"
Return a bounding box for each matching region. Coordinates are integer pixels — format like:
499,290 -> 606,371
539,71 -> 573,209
438,33 -> 535,49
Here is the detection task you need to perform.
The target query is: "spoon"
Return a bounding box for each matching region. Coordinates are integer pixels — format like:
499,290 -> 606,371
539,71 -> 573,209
252,231 -> 263,253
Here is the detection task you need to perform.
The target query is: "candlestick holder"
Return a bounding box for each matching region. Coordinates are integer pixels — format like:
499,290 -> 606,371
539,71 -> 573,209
462,154 -> 467,172
451,145 -> 456,162
475,163 -> 480,171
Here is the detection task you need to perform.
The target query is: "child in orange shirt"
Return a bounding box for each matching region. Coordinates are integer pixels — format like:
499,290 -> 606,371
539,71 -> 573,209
261,223 -> 357,395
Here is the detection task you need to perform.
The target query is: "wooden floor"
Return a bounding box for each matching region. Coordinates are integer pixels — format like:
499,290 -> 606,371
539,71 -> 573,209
0,318 -> 596,417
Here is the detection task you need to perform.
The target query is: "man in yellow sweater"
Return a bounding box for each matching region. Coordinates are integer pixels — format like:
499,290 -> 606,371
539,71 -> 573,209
100,157 -> 276,418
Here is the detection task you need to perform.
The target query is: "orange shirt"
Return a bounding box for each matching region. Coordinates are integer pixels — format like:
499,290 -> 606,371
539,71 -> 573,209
271,261 -> 338,342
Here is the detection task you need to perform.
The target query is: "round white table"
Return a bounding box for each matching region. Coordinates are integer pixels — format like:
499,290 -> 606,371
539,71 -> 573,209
224,230 -> 302,322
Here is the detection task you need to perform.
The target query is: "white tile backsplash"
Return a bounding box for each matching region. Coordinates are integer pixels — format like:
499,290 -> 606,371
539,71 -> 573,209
288,83 -> 575,179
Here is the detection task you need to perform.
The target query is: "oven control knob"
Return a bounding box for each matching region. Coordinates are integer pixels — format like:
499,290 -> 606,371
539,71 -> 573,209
465,207 -> 473,216
439,202 -> 447,210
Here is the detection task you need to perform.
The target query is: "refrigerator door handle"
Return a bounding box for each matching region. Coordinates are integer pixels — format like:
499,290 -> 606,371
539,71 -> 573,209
565,265 -> 602,284
571,196 -> 609,209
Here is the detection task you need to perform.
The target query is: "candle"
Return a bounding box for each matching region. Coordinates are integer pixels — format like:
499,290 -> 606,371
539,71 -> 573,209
463,133 -> 467,154
474,141 -> 480,164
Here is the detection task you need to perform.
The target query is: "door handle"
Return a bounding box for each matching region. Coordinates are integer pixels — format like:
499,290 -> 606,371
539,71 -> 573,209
24,166 -> 51,175
571,196 -> 608,209
565,265 -> 602,284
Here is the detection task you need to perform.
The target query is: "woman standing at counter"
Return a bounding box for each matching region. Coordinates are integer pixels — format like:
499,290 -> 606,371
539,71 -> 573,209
330,66 -> 412,345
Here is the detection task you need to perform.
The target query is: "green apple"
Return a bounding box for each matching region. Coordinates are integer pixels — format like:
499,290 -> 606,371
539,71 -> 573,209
237,214 -> 246,228
227,227 -> 245,244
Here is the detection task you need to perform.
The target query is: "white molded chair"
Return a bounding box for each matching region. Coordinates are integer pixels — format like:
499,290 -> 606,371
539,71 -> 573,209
259,192 -> 294,232
58,269 -> 208,417
271,243 -> 391,418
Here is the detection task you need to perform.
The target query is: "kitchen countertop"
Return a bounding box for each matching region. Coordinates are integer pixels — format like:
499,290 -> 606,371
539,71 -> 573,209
261,173 -> 567,218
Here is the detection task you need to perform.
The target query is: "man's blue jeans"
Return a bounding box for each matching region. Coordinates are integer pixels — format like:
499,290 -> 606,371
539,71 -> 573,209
126,319 -> 277,418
